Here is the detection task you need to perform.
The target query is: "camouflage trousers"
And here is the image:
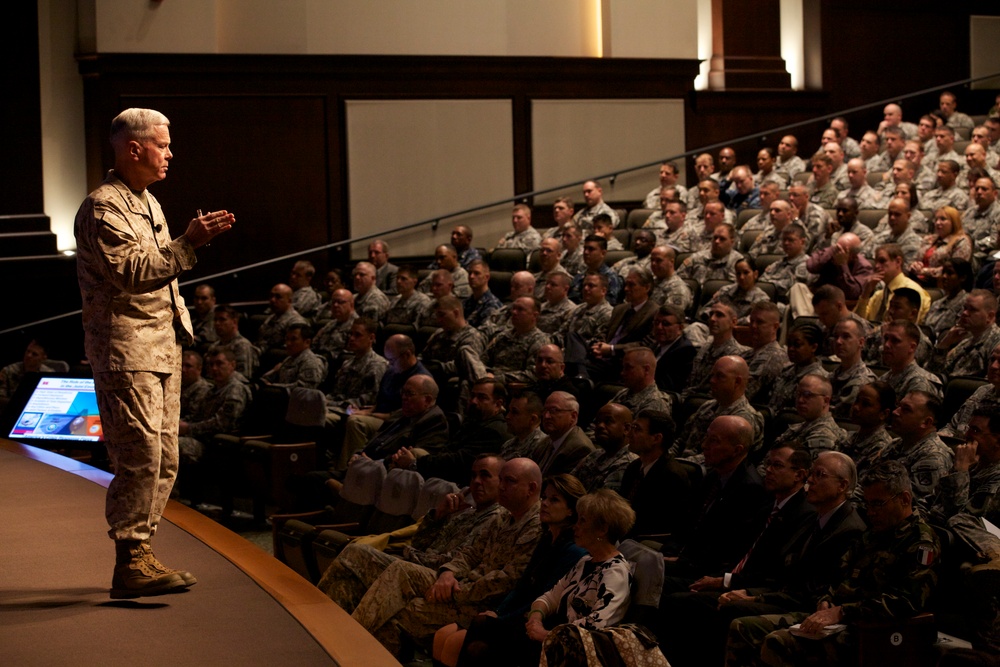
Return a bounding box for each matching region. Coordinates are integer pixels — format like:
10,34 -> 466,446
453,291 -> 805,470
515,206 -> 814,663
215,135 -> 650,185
726,611 -> 855,667
317,542 -> 400,613
94,370 -> 181,542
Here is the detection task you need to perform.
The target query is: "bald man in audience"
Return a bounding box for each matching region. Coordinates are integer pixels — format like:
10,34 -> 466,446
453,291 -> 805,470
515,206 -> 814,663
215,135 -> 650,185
879,103 -> 918,141
837,158 -> 879,209
353,261 -> 392,322
256,283 -> 307,352
740,181 -> 783,234
770,375 -> 846,461
574,179 -> 619,231
312,288 -> 359,367
478,271 -> 536,339
609,347 -> 674,416
775,135 -> 806,180
419,245 -> 471,298
536,272 -> 576,336
496,203 -> 541,252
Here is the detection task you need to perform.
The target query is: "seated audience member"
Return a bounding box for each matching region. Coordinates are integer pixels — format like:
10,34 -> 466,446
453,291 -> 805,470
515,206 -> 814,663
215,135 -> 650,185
591,214 -> 624,251
325,317 -> 389,418
642,185 -> 676,233
723,165 -> 761,211
499,391 -> 547,461
684,302 -> 752,399
939,90 -> 975,134
570,403 -> 637,492
687,200 -> 730,254
963,177 -> 1000,267
648,305 -> 697,394
771,375 -> 847,459
659,443 -> 815,667
620,409 -> 697,539
391,378 -> 509,485
859,130 -> 882,172
740,181 -> 783,234
861,287 -> 933,367
558,222 -> 585,275
862,197 -> 923,266
573,180 -> 620,231
821,196 -> 874,250
678,223 -> 744,285
910,206 -> 973,284
522,490 -> 636,666
586,268 -> 658,382
561,272 -> 612,371
810,284 -> 872,355
212,305 -> 259,379
837,158 -> 880,209
930,125 -> 963,171
879,320 -> 944,401
714,146 -> 738,191
940,343 -> 1000,440
496,203 -> 542,253
352,261 -> 392,322
536,273 -> 576,336
543,196 -> 576,240
532,237 -> 569,300
873,158 -> 917,206
0,339 -> 55,408
447,225 -> 482,269
462,260 -> 502,329
533,392 -> 596,476
958,143 -> 1000,190
884,391 -> 954,511
644,161 -> 688,209
420,245 -> 471,299
828,318 -> 876,418
922,159 -> 970,212
903,139 -> 938,193
444,474 -> 587,667
568,234 -> 622,305
256,283 -> 307,352
608,347 -> 674,417
726,460 -> 938,667
311,288 -> 359,368
352,374 -> 449,466
692,259 -> 770,339
180,350 -> 212,420
759,223 -> 809,302
649,245 -> 693,312
807,152 -> 838,208
755,148 -> 788,189
802,224 -> 873,304
743,302 -> 787,405
420,295 -> 486,393
471,296 -> 550,385
686,153 -> 716,212
674,356 -> 764,459
177,347 -> 252,470
260,323 -> 327,389
767,322 -> 828,416
925,259 -> 973,341
367,240 -> 398,296
418,269 -> 459,326
610,230 -> 655,281
331,458 -> 543,656
657,199 -> 696,251
384,266 -> 433,328
787,184 -> 830,249
746,199 -> 794,260
880,104 -> 916,142
855,244 -> 931,324
824,141 -> 849,191
526,345 -> 577,404
928,409 -> 1000,528
839,381 -> 896,501
775,134 -> 806,180
478,271 -> 535,340
289,260 -> 323,318
187,284 -> 219,353
929,289 -> 1000,381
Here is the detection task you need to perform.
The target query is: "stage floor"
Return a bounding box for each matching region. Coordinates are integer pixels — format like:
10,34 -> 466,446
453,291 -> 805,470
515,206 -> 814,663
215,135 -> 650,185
0,440 -> 398,666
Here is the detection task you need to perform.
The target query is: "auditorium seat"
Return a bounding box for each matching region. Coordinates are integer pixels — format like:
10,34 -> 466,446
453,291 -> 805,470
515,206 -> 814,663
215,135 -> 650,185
627,208 -> 655,229
488,248 -> 526,272
858,209 -> 886,230
736,208 -> 761,229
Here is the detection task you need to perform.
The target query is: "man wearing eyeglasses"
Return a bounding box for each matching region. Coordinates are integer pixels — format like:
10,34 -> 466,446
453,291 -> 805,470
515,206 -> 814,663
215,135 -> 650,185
882,390 -> 954,513
531,391 -> 595,476
768,375 -> 847,465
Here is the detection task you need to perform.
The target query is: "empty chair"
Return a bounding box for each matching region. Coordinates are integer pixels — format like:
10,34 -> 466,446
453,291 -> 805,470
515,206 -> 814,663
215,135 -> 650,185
488,248 -> 527,272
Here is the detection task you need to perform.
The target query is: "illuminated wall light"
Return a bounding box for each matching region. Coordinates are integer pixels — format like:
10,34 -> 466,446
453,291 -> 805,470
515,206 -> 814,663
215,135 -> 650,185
595,0 -> 604,58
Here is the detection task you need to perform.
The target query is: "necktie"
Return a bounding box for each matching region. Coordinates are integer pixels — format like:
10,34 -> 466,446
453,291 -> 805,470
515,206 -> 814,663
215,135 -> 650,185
610,307 -> 635,344
874,286 -> 892,322
731,502 -> 781,575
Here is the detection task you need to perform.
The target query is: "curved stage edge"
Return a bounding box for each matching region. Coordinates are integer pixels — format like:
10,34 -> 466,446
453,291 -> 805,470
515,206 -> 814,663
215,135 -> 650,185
0,439 -> 399,667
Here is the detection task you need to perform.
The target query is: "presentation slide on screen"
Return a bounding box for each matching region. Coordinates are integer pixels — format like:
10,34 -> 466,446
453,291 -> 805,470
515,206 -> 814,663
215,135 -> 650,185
8,377 -> 103,442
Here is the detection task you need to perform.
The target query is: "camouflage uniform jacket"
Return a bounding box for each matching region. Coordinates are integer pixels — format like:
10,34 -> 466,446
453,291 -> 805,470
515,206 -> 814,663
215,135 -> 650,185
659,224 -> 697,252
884,432 -> 955,510
879,362 -> 943,402
929,324 -> 1000,381
570,265 -> 622,306
312,312 -> 359,364
940,383 -> 1000,439
215,334 -> 260,379
862,227 -> 923,266
422,325 -> 487,377
533,266 -> 571,300
404,502 -> 506,569
181,376 -> 213,421
836,184 -> 881,210
571,446 -> 639,493
186,373 -> 252,440
746,224 -> 785,259
768,360 -> 829,415
328,349 -> 389,408
773,415 -> 847,458
698,284 -> 771,325
500,428 -> 547,461
481,327 -> 551,383
841,426 -> 895,502
611,255 -> 652,281
610,383 -> 673,418
830,361 -> 877,419
561,247 -> 586,276
776,155 -> 806,180
562,300 -> 613,348
651,274 -> 693,312
921,184 -> 970,213
740,211 -> 771,235
818,514 -> 940,623
437,502 -> 543,606
354,286 -> 391,322
257,307 -> 308,352
677,249 -> 744,285
863,325 -> 933,367
674,396 -> 765,458
923,290 -> 966,341
293,286 -> 323,320
497,227 -> 542,252
262,348 -> 327,389
477,303 -> 514,341
385,291 -> 433,327
760,254 -> 809,300
800,204 -> 831,249
962,199 -> 1000,259
573,203 -> 620,232
464,290 -> 503,329
537,298 -> 577,336
0,361 -> 56,401
420,265 -> 471,299
684,337 -> 752,398
931,461 -> 1000,526
190,311 -> 219,351
743,340 -> 788,405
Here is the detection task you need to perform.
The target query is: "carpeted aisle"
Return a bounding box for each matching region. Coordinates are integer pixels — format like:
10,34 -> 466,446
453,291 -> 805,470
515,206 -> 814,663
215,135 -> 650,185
0,440 -> 398,667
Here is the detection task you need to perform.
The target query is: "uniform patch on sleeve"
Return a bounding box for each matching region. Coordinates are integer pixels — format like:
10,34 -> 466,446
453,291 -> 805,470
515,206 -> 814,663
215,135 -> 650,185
918,546 -> 935,566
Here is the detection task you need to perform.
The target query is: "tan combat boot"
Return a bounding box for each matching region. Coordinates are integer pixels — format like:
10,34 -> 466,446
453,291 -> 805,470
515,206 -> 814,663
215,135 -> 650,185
140,540 -> 197,586
110,540 -> 188,599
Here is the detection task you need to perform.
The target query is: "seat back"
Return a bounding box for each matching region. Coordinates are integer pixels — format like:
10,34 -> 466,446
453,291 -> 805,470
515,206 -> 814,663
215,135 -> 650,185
736,208 -> 761,229
858,209 -> 886,230
754,254 -> 783,273
341,456 -> 387,506
627,208 -> 655,229
700,279 -> 731,306
605,249 -> 635,267
488,270 -> 513,302
488,248 -> 527,272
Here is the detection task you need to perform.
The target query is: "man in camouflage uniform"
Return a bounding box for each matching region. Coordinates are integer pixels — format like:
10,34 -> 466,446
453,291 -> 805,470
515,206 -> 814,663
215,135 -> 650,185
180,350 -> 212,421
260,323 -> 327,389
862,288 -> 934,367
922,159 -> 970,212
384,267 -> 432,328
963,177 -> 1000,266
568,235 -> 623,306
608,348 -> 674,417
684,302 -> 752,399
212,305 -> 259,379
477,271 -> 535,340
499,391 -> 547,461
352,261 -> 392,322
256,283 -> 307,352
187,284 -> 218,353
420,295 -> 486,400
929,410 -> 1000,528
573,180 -> 620,232
462,260 -> 502,329
0,339 -> 55,408
419,245 -> 471,299
531,237 -> 570,300
312,288 -> 359,367
536,272 -> 576,336
350,458 -> 543,656
178,347 -> 252,463
759,224 -> 810,302
571,403 -> 637,492
743,302 -> 787,405
289,260 -> 323,319
929,290 -> 1000,382
725,461 -> 940,667
678,223 -> 744,286
879,320 -> 943,401
558,222 -> 586,275
828,318 -> 876,419
862,198 -> 924,267
787,184 -> 831,250
884,391 -> 954,512
649,245 -> 693,312
658,200 -> 696,252
495,203 -> 542,252
746,199 -> 794,259
560,272 -> 612,361
771,375 -> 847,461
940,343 -> 1000,439
469,296 -> 550,385
611,229 -> 655,280
75,107 -> 234,597
325,317 -> 389,415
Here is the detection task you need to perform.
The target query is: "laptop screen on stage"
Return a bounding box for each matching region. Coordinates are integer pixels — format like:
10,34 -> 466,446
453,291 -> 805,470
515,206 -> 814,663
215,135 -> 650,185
5,375 -> 104,443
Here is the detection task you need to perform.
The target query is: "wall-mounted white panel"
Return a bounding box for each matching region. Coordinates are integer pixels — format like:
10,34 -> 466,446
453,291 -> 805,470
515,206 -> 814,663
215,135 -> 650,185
971,16 -> 1000,89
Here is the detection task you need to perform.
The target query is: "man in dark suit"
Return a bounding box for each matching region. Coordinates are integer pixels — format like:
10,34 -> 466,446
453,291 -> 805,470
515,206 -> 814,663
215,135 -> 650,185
360,374 -> 449,461
648,304 -> 697,393
532,390 -> 595,476
586,266 -> 660,383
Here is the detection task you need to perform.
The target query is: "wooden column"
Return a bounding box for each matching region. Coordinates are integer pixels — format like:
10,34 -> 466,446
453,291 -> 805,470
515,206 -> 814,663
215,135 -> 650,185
709,0 -> 791,90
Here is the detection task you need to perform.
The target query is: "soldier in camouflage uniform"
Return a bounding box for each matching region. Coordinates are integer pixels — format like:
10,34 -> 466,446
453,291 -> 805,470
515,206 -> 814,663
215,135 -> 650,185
649,245 -> 693,312
326,317 -> 389,412
536,272 -> 576,336
878,320 -> 943,401
420,245 -> 471,299
608,348 -> 674,417
499,392 -> 547,461
759,224 -> 810,301
746,199 -> 794,260
861,289 -> 934,367
421,295 -> 486,392
384,267 -> 433,327
939,344 -> 1000,439
770,375 -> 847,462
884,391 -> 955,512
922,160 -> 970,212
839,381 -> 896,504
0,339 -> 55,407
560,272 -> 612,355
684,302 -> 751,399
788,184 -> 831,250
352,261 -> 392,322
177,347 -> 251,465
743,303 -> 787,405
559,223 -> 586,275
861,198 -> 925,266
180,350 -> 212,421
611,230 -> 655,281
963,176 -> 1000,265
256,283 -> 307,352
828,318 -> 877,419
571,403 -> 637,492
532,237 -> 570,299
289,260 -> 323,320
477,271 -> 535,341
496,203 -> 542,253
260,323 -> 327,389
470,297 -> 551,385
75,108 -> 234,597
187,284 -> 219,353
311,289 -> 359,368
726,461 -> 940,667
929,410 -> 1000,527
212,305 -> 259,379
677,223 -> 744,286
767,323 -> 828,416
573,180 -> 620,232
463,260 -> 502,329
928,290 -> 1000,382
568,235 -> 623,306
